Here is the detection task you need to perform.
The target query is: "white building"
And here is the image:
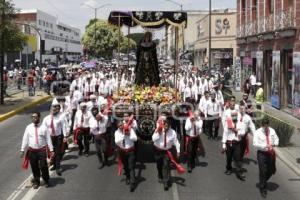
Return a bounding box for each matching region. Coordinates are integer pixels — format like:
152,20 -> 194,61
15,9 -> 82,64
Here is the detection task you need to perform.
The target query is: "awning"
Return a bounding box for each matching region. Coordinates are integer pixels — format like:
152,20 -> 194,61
108,11 -> 187,28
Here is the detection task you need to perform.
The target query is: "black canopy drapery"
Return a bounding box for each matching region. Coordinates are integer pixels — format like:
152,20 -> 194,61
108,11 -> 187,28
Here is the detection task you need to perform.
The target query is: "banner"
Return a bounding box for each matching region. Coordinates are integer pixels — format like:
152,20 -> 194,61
292,52 -> 300,118
235,57 -> 241,91
271,51 -> 280,109
256,51 -> 263,83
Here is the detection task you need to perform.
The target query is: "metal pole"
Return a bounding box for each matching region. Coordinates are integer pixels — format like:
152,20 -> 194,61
208,0 -> 212,68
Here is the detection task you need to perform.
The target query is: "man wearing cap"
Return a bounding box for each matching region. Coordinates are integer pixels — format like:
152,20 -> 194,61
184,111 -> 203,173
89,107 -> 108,169
152,118 -> 181,191
73,102 -> 92,156
253,118 -> 279,198
115,121 -> 137,192
42,101 -> 68,176
222,104 -> 248,181
20,112 -> 54,189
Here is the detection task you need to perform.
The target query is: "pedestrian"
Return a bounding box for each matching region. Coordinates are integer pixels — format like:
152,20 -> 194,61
27,72 -> 35,96
184,111 -> 203,173
222,110 -> 245,181
115,121 -> 137,192
20,111 -> 54,189
42,101 -> 68,176
253,118 -> 279,198
255,82 -> 264,110
243,78 -> 251,95
152,118 -> 183,191
205,92 -> 222,140
73,102 -> 92,156
89,107 -> 108,169
249,72 -> 257,97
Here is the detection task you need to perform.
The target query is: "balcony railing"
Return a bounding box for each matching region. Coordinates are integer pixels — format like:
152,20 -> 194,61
237,7 -> 295,38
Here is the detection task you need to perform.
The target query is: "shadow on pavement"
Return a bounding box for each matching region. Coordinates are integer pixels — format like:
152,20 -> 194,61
171,176 -> 186,187
62,155 -> 79,161
135,162 -> 146,189
49,177 -> 65,187
61,164 -> 78,173
255,182 -> 280,192
243,158 -> 258,165
297,158 -> 300,164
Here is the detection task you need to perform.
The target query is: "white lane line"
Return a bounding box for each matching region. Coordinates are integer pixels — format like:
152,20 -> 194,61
171,171 -> 180,200
6,175 -> 33,200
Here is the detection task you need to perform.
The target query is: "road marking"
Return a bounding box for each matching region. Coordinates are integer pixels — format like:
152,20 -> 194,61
6,175 -> 33,200
171,171 -> 180,200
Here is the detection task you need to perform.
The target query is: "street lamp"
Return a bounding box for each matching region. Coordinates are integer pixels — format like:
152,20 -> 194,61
81,2 -> 110,57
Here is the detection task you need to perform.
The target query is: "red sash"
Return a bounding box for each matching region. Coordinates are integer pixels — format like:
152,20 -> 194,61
22,146 -> 48,170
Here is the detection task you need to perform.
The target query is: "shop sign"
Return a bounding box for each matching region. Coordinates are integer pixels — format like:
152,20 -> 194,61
271,51 -> 280,109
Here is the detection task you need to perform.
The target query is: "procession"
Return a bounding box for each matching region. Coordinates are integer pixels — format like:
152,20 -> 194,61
2,1 -> 300,200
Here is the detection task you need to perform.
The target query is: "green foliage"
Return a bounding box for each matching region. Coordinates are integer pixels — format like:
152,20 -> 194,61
0,0 -> 27,52
82,19 -> 136,58
120,37 -> 136,53
127,33 -> 144,44
254,111 -> 294,147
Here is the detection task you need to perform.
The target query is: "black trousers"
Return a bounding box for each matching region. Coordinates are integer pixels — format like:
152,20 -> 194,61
94,135 -> 107,164
154,149 -> 170,185
206,116 -> 219,138
119,151 -> 136,186
28,150 -> 49,184
257,151 -> 276,191
70,109 -> 77,134
51,135 -> 63,169
240,134 -> 248,159
226,142 -> 242,172
187,137 -> 199,168
77,132 -> 90,153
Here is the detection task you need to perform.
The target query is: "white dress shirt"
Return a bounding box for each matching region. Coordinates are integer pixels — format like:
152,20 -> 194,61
21,123 -> 53,152
42,113 -> 68,137
73,110 -> 92,129
185,118 -> 203,137
115,128 -> 137,149
253,127 -> 279,151
198,96 -> 210,113
205,99 -> 222,117
152,128 -> 180,153
89,115 -> 108,135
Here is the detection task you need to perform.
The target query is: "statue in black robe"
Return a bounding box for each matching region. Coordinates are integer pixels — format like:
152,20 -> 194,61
135,32 -> 160,86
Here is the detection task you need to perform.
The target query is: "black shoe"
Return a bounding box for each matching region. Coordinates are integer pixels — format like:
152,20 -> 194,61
125,178 -> 130,185
237,173 -> 245,181
33,183 -> 40,189
56,168 -> 62,176
225,170 -> 232,175
78,151 -> 83,156
130,184 -> 135,192
44,180 -> 50,188
164,184 -> 169,191
50,166 -> 56,171
188,166 -> 192,173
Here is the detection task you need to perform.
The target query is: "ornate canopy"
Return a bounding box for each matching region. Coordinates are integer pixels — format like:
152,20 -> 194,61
108,11 -> 187,28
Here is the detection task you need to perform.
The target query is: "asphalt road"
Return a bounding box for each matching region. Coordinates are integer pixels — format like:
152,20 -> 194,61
1,105 -> 300,200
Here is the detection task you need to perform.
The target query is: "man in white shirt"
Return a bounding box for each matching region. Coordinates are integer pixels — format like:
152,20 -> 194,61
20,112 -> 54,189
185,111 -> 203,173
73,102 -> 92,156
89,107 -> 108,169
152,119 -> 181,191
193,79 -> 202,105
42,102 -> 68,176
222,111 -> 246,180
115,121 -> 137,192
253,118 -> 279,198
205,93 -> 222,140
198,91 -> 210,134
249,72 -> 257,97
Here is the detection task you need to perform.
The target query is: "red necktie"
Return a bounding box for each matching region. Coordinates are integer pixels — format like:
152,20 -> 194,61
80,113 -> 84,127
35,125 -> 39,145
164,131 -> 167,148
50,115 -> 55,136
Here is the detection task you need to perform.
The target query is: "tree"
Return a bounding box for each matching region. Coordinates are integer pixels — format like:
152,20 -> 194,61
0,0 -> 27,104
127,33 -> 144,44
82,19 -> 137,58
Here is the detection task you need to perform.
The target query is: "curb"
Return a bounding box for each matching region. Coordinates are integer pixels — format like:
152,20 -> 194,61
0,95 -> 52,122
275,147 -> 300,177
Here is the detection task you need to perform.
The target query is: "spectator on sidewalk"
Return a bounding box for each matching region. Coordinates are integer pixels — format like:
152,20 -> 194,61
27,72 -> 35,96
249,72 -> 257,97
255,82 -> 263,110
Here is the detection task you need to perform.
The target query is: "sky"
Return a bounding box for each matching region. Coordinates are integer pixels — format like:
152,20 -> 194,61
12,0 -> 236,37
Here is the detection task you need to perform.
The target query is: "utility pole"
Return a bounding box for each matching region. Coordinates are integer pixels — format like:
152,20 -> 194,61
208,0 -> 212,68
0,0 -> 5,105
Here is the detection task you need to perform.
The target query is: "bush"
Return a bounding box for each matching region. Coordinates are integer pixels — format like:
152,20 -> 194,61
253,111 -> 294,147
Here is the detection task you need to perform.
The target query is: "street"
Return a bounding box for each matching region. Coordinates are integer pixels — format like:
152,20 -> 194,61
1,102 -> 300,200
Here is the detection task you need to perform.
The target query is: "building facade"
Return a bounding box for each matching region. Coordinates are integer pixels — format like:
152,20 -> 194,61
194,9 -> 237,69
236,0 -> 299,112
11,9 -> 82,67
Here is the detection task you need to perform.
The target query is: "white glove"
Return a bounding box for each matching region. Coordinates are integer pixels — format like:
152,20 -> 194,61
222,143 -> 226,149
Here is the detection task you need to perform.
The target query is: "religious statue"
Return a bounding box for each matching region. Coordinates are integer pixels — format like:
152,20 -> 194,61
135,32 -> 160,86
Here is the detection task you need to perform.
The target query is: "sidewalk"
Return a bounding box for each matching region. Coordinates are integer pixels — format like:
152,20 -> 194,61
232,90 -> 300,176
0,89 -> 51,121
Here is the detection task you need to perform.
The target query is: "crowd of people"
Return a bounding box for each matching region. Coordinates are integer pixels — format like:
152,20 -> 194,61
20,64 -> 279,198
